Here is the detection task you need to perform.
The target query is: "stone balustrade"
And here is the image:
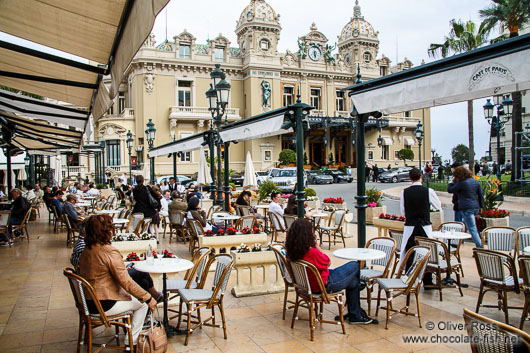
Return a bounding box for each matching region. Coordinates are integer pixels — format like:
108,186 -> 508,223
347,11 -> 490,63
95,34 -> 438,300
230,250 -> 284,297
198,233 -> 268,255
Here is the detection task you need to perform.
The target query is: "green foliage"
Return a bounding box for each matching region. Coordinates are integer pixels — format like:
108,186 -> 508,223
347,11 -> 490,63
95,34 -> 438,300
451,144 -> 470,163
483,178 -> 503,211
229,183 -> 236,190
479,0 -> 530,39
428,19 -> 490,59
365,188 -> 384,206
0,85 -> 44,100
221,168 -> 236,182
397,148 -> 415,163
338,166 -> 347,173
328,153 -> 334,165
96,183 -> 104,190
258,180 -> 281,201
279,149 -> 296,165
303,152 -> 308,165
304,187 -> 317,197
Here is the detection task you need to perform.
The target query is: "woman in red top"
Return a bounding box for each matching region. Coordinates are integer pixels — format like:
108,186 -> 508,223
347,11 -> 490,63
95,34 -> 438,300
285,219 -> 372,324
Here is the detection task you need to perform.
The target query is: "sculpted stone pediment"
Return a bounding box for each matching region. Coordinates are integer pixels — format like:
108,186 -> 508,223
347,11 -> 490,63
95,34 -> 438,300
99,124 -> 127,139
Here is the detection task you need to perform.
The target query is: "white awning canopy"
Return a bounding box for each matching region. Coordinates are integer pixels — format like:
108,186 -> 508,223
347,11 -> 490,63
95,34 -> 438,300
149,132 -> 205,158
347,33 -> 530,115
219,111 -> 292,143
381,136 -> 392,146
404,136 -> 415,146
0,0 -> 169,126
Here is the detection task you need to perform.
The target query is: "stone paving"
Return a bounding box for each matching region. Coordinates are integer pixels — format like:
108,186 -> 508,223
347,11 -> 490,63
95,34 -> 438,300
0,208 -> 528,353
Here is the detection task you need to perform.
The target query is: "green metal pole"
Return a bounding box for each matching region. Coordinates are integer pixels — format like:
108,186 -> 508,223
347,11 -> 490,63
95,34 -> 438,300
215,123 -> 223,206
295,106 -> 306,219
208,131 -> 216,200
224,142 -> 230,212
355,114 -> 368,248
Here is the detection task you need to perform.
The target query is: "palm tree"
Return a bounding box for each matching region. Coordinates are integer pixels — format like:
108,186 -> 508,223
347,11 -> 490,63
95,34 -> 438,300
428,19 -> 490,173
480,0 -> 530,181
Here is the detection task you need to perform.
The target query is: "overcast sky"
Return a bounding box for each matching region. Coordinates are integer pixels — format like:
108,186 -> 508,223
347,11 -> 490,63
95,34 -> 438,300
151,0 -> 497,163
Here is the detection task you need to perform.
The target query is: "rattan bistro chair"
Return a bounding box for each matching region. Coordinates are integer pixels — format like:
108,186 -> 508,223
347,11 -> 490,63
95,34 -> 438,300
517,227 -> 530,258
360,237 -> 396,314
0,210 -> 11,246
319,210 -> 346,249
235,215 -> 256,231
168,210 -> 187,243
518,255 -> 530,329
12,208 -> 33,243
271,243 -> 295,320
176,254 -> 234,346
389,230 -> 404,276
481,226 -> 517,258
463,308 -> 530,353
186,219 -> 204,254
288,259 -> 346,341
283,214 -> 297,231
63,268 -> 133,353
439,221 -> 466,274
268,212 -> 286,242
473,248 -> 522,325
375,246 -> 432,329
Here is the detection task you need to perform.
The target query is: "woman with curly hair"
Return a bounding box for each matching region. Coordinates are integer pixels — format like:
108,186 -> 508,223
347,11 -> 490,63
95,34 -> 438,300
285,218 -> 373,325
79,215 -> 157,347
448,166 -> 484,247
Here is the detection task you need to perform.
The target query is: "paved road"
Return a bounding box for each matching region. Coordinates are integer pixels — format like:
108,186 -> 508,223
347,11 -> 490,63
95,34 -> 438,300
309,180 -> 528,228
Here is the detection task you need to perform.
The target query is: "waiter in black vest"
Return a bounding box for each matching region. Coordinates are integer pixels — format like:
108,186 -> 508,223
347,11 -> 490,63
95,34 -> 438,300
399,168 -> 442,281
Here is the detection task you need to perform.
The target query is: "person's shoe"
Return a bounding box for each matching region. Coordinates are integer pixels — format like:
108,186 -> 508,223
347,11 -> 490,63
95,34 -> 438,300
335,313 -> 349,321
359,283 -> 366,291
360,308 -> 378,325
348,316 -> 373,325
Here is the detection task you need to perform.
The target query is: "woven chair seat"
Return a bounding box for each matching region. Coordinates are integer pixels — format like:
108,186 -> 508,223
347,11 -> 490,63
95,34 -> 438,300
179,288 -> 214,302
426,256 -> 461,270
360,269 -> 384,281
320,226 -> 338,231
166,279 -> 197,291
376,278 -> 409,291
89,310 -> 133,322
485,275 -> 523,287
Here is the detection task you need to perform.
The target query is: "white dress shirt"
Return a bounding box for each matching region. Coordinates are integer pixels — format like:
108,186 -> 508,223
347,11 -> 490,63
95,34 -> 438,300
159,197 -> 169,217
269,201 -> 285,229
85,188 -> 100,196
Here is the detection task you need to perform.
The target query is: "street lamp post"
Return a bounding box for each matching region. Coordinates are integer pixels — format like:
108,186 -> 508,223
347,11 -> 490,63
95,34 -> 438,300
483,94 -> 513,201
415,121 -> 424,171
145,119 -> 156,184
126,130 -> 133,183
206,64 -> 231,209
24,155 -> 30,186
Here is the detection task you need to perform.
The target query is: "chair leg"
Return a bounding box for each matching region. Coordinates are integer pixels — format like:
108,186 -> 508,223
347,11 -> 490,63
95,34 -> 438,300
436,270 -> 443,301
282,284 -> 288,320
385,293 -> 391,329
177,299 -> 184,331
415,291 -> 422,328
455,268 -> 464,297
366,282 -> 372,315
185,303 -> 192,346
476,284 -> 485,313
337,295 -> 346,334
520,293 -> 530,329
76,319 -> 84,353
219,302 -> 228,339
86,324 -> 92,353
308,298 -> 315,341
502,289 -> 510,324
127,316 -> 133,352
291,294 -> 299,329
376,286 -> 382,316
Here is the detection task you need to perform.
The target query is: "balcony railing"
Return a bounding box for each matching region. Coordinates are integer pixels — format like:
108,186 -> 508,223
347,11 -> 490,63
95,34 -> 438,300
169,106 -> 240,122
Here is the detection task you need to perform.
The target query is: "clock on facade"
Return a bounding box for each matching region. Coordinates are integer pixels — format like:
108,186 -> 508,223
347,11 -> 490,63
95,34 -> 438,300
308,45 -> 321,61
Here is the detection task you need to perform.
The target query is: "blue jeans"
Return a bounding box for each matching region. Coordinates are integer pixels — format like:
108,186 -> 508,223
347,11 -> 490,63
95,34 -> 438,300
2,218 -> 22,241
462,208 -> 482,248
455,210 -> 463,223
325,261 -> 361,319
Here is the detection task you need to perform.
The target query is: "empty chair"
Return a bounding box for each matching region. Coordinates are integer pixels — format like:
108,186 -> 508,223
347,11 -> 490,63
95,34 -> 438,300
463,308 -> 530,353
176,254 -> 235,346
271,243 -> 295,320
517,227 -> 530,258
389,230 -> 404,276
319,210 -> 346,249
127,213 -> 144,235
415,237 -> 464,301
518,255 -> 530,329
360,237 -> 396,314
473,248 -> 522,324
288,259 -> 346,341
481,226 -> 517,258
206,205 -> 222,222
376,246 -> 432,329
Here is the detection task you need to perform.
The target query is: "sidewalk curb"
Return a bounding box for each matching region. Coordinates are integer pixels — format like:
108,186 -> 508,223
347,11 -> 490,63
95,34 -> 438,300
381,189 -> 528,217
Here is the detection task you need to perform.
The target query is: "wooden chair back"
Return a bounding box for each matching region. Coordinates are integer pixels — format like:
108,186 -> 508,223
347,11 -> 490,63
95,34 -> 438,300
394,246 -> 432,295
271,243 -> 293,286
517,227 -> 530,257
473,248 -> 519,292
481,226 -> 517,258
283,215 -> 297,231
289,259 -> 332,302
365,237 -> 396,275
236,215 -> 255,231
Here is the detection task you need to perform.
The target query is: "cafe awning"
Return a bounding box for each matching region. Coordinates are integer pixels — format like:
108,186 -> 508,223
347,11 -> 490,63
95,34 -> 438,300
346,33 -> 530,114
149,132 -> 205,158
0,0 -> 169,127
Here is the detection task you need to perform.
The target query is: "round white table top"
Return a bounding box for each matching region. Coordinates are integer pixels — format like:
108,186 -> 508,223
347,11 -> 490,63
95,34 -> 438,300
312,213 -> 328,218
431,231 -> 471,240
524,246 -> 530,254
255,205 -> 270,209
213,214 -> 240,220
333,248 -> 386,261
95,209 -> 121,214
112,218 -> 129,225
133,258 -> 193,274
82,196 -> 96,199
77,202 -> 91,207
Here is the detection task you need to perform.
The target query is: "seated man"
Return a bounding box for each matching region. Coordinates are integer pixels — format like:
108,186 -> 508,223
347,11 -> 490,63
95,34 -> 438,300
70,234 -> 162,301
42,186 -> 52,207
5,189 -> 29,243
50,191 -> 64,214
34,184 -> 43,200
64,194 -> 83,229
85,183 -> 100,196
168,191 -> 187,212
25,184 -> 36,201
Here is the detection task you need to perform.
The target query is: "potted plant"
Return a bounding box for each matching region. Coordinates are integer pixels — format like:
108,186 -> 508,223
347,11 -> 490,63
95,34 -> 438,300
304,187 -> 320,209
279,149 -> 296,167
322,197 -> 346,210
480,178 -> 510,227
328,153 -> 335,168
429,207 -> 444,230
365,188 -> 386,224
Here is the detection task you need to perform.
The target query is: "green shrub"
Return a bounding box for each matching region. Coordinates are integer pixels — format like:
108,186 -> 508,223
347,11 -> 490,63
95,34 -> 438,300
303,152 -> 308,165
229,182 -> 236,190
304,187 -> 317,197
258,180 -> 281,201
279,149 -> 296,165
96,183 -> 104,189
328,153 -> 334,165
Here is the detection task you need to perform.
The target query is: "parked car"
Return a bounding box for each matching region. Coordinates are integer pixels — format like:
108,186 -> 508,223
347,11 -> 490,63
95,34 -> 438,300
231,173 -> 244,186
306,170 -> 334,184
378,167 -> 412,183
323,169 -> 353,183
156,175 -> 191,185
267,167 -> 307,192
256,171 -> 270,185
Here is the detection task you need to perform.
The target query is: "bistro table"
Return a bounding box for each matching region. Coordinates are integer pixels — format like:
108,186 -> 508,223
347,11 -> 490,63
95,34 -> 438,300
133,258 -> 193,337
333,248 -> 386,262
431,230 -> 471,287
212,214 -> 240,228
95,209 -> 121,215
255,205 -> 270,232
0,200 -> 11,211
112,218 -> 129,226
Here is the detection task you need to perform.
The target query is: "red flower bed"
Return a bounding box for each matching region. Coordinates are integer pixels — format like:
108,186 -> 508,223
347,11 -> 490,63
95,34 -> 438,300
482,208 -> 510,218
379,213 -> 405,222
323,197 -> 344,204
226,227 -> 238,235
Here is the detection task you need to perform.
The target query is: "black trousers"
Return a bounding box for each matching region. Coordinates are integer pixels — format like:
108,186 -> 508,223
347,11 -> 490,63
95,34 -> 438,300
404,226 -> 433,285
128,268 -> 154,291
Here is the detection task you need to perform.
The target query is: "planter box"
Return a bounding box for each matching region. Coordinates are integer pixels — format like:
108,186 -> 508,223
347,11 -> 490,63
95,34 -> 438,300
305,200 -> 320,209
366,206 -> 386,225
484,216 -> 510,228
430,211 -> 444,230
322,202 -> 347,210
112,239 -> 157,259
230,250 -> 284,297
198,233 -> 268,255
372,218 -> 405,237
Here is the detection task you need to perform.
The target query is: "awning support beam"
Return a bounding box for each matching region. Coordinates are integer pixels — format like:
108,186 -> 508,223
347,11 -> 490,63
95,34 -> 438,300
0,70 -> 98,89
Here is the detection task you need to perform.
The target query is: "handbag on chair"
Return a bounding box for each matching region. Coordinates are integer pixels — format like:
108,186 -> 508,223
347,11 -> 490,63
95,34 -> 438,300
137,311 -> 167,353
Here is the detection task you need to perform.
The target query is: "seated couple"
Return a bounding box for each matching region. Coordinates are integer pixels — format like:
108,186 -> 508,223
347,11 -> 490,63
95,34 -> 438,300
285,219 -> 374,324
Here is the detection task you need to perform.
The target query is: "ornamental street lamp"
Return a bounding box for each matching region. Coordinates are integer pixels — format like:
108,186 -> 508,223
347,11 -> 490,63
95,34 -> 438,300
206,64 -> 231,209
415,121 -> 424,171
126,130 -> 133,183
24,155 -> 30,185
431,148 -> 436,164
145,119 -> 156,184
484,94 -> 513,201
135,145 -> 143,172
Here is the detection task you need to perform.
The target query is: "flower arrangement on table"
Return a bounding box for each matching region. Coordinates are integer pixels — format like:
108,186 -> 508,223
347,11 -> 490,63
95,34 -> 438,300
365,188 -> 384,208
379,213 -> 405,222
306,196 -> 319,201
126,252 -> 142,261
323,197 -> 344,204
152,250 -> 175,258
